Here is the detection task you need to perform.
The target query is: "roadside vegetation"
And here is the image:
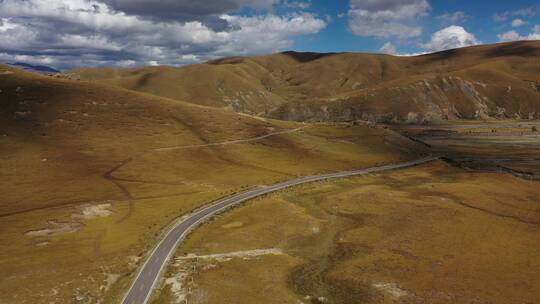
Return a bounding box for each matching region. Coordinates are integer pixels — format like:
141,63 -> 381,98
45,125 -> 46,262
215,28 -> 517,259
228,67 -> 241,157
166,161 -> 540,304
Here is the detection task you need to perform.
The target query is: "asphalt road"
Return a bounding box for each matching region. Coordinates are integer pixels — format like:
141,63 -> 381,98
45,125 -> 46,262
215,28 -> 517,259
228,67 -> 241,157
121,156 -> 438,304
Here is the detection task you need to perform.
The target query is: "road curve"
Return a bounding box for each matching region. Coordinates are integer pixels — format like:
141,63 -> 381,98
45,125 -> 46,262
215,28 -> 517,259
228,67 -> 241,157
121,156 -> 439,304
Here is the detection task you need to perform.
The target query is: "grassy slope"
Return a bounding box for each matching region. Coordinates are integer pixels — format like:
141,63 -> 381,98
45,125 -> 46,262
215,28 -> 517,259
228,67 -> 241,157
174,161 -> 540,304
0,65 -> 423,303
71,41 -> 540,122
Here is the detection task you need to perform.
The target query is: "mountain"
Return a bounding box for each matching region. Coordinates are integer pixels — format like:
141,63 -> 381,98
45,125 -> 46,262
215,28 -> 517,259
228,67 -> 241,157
0,62 -> 422,221
71,41 -> 540,123
8,62 -> 60,74
0,63 -> 426,303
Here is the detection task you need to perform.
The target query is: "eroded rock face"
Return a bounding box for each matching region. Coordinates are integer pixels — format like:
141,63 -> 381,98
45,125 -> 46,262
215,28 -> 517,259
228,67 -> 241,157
68,41 -> 540,123
270,76 -> 540,124
527,81 -> 540,92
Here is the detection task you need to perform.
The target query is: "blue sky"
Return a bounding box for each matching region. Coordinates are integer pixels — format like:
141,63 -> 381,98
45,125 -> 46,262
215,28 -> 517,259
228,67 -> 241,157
0,0 -> 538,69
290,0 -> 540,55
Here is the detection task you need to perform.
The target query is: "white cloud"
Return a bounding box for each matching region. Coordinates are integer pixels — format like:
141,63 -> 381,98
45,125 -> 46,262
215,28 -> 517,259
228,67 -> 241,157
498,25 -> 540,42
421,25 -> 480,51
396,51 -> 429,57
97,0 -> 279,21
348,0 -> 430,38
282,0 -> 311,10
0,18 -> 17,32
498,30 -> 521,42
379,42 -> 397,54
0,52 -> 56,65
218,13 -> 326,55
436,11 -> 468,24
60,34 -> 123,51
511,18 -> 527,27
0,0 -> 327,69
533,25 -> 540,38
493,6 -> 537,22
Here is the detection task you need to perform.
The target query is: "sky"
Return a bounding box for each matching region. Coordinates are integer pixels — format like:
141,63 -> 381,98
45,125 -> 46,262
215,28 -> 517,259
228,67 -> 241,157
0,0 -> 539,70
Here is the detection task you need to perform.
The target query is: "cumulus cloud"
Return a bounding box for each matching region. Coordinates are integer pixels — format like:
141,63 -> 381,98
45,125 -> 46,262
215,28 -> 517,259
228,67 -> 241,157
0,0 -> 327,69
498,25 -> 540,42
348,0 -> 430,38
98,0 -> 278,22
497,30 -> 520,42
531,25 -> 540,39
511,18 -> 527,27
379,42 -> 397,54
421,25 -> 480,51
218,13 -> 326,55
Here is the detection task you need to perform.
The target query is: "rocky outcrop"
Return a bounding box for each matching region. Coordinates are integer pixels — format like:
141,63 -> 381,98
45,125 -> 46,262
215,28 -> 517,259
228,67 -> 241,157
270,76 -> 540,123
70,41 -> 540,124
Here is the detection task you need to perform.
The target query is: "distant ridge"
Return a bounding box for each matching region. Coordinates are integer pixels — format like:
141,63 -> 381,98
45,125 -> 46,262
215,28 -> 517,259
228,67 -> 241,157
7,62 -> 60,74
70,41 -> 540,123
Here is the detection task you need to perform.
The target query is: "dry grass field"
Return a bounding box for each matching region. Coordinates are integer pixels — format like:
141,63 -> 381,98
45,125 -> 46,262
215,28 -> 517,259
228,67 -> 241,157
71,41 -> 540,123
165,161 -> 540,304
0,65 -> 423,303
2,41 -> 539,304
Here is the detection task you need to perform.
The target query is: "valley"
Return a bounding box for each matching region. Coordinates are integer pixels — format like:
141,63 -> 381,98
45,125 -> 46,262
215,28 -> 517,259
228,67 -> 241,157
0,40 -> 539,304
0,65 -> 422,303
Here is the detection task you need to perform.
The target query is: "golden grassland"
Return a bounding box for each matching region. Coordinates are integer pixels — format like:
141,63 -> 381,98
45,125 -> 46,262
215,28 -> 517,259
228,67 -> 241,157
0,66 -> 422,303
71,41 -> 540,121
168,161 -> 540,304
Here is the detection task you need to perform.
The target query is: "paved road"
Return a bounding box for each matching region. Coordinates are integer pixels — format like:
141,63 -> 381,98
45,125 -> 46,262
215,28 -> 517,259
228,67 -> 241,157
121,156 -> 438,304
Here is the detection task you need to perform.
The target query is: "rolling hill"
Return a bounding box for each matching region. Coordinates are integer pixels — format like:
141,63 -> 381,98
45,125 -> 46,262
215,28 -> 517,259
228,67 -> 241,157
0,64 -> 423,303
2,41 -> 538,303
6,62 -> 60,74
71,41 -> 540,123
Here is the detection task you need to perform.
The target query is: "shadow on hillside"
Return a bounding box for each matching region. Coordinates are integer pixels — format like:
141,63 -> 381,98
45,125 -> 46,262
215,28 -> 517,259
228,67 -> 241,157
418,41 -> 539,62
418,48 -> 463,62
484,41 -> 539,58
133,71 -> 158,90
207,57 -> 246,65
207,51 -> 341,65
281,51 -> 341,63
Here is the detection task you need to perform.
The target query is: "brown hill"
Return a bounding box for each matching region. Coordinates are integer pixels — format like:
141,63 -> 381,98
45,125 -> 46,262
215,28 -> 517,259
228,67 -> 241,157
0,63 -> 421,217
71,41 -> 540,123
0,64 -> 424,303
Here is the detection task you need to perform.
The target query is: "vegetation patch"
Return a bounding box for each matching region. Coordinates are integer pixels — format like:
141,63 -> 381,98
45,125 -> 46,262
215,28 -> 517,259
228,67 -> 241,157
165,162 -> 540,304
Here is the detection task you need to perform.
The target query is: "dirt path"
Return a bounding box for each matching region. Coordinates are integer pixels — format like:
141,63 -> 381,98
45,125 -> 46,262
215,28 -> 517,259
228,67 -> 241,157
153,127 -> 304,152
104,127 -> 306,223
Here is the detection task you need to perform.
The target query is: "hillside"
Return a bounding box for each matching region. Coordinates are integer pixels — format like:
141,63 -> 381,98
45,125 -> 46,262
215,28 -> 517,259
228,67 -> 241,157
0,64 -> 423,303
71,41 -> 540,123
6,62 -> 60,74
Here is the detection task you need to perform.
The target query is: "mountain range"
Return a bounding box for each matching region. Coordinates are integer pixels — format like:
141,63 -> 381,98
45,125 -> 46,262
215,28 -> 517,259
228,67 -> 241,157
68,41 -> 540,123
